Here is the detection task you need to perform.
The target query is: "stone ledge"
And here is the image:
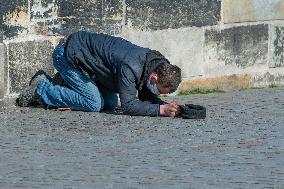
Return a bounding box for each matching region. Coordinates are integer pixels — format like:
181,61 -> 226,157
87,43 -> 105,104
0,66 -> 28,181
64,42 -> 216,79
0,96 -> 17,111
254,71 -> 284,87
0,43 -> 7,98
180,70 -> 284,92
180,74 -> 253,91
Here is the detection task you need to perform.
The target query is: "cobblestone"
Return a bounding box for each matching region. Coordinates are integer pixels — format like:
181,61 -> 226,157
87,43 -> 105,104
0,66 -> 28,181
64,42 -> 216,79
0,88 -> 283,188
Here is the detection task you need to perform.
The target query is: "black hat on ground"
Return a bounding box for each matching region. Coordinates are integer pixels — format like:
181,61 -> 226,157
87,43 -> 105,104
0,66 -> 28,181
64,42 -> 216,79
179,104 -> 206,119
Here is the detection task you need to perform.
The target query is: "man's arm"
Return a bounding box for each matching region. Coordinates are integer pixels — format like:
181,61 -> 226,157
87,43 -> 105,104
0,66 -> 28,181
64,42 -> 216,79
138,84 -> 167,105
118,65 -> 160,116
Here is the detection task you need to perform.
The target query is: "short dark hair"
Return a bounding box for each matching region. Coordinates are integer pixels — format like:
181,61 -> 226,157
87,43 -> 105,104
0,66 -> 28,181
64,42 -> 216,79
154,63 -> 181,89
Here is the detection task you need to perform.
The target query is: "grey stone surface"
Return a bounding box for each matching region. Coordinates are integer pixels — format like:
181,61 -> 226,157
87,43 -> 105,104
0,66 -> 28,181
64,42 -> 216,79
126,0 -> 221,30
0,88 -> 283,188
0,31 -> 3,42
1,0 -> 29,39
223,0 -> 284,23
270,25 -> 284,68
8,40 -> 54,94
120,27 -> 205,79
1,0 -> 124,38
30,0 -> 55,20
54,0 -> 123,36
29,0 -> 59,36
205,24 -> 269,68
0,43 -> 7,98
0,97 -> 17,110
254,72 -> 284,87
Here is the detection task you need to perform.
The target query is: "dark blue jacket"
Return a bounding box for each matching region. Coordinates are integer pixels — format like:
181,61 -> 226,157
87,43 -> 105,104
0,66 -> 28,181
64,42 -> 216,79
65,31 -> 167,116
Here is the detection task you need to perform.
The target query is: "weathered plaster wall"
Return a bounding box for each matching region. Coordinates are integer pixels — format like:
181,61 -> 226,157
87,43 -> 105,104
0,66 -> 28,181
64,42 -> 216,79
223,0 -> 284,23
120,27 -> 205,79
205,25 -> 269,69
120,0 -> 284,91
126,0 -> 221,30
1,0 -> 284,100
270,24 -> 284,68
1,0 -> 126,95
54,0 -> 123,36
0,0 -> 124,40
1,0 -> 29,39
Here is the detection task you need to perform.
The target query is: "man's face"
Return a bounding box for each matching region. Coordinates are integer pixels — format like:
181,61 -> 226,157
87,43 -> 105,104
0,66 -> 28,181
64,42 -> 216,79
149,73 -> 176,94
157,84 -> 176,94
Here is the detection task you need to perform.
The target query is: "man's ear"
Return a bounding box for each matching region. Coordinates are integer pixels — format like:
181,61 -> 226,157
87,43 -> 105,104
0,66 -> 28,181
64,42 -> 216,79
149,73 -> 159,84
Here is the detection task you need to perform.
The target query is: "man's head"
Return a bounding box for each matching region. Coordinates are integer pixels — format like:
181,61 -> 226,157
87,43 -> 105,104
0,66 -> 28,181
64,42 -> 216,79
147,63 -> 181,95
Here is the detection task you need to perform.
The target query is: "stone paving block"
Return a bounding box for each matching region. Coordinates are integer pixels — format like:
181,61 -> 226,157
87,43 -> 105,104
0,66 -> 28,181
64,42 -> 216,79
223,0 -> 284,23
0,43 -> 7,98
8,40 -> 55,94
56,0 -> 102,36
1,0 -> 29,39
269,24 -> 284,68
54,17 -> 104,37
30,0 -> 55,20
126,0 -> 221,30
205,24 -> 269,69
55,0 -> 123,36
102,0 -> 123,20
102,0 -> 124,34
30,0 -> 59,36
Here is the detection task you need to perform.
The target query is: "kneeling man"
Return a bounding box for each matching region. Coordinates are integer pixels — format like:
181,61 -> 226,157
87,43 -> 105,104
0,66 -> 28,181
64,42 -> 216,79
18,31 -> 182,117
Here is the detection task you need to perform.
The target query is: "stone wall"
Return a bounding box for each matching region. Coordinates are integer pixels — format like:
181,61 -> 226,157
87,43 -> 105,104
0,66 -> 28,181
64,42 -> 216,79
1,0 -> 284,100
120,0 -> 284,90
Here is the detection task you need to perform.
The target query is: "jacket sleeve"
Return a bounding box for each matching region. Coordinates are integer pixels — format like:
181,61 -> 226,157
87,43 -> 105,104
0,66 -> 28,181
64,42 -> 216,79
118,64 -> 160,116
138,84 -> 168,105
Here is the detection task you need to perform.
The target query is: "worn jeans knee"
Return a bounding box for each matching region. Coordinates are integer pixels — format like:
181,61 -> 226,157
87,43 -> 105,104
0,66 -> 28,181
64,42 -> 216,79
82,96 -> 104,112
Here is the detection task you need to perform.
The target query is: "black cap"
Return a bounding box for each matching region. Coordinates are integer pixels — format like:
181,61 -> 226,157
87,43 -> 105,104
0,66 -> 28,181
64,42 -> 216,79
180,104 -> 206,119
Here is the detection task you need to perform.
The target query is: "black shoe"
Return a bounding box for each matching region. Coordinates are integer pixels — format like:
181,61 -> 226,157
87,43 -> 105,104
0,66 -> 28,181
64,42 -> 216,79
52,72 -> 65,86
17,71 -> 48,107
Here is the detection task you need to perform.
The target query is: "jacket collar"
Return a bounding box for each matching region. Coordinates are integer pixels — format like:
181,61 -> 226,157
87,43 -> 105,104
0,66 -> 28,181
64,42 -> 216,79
138,50 -> 170,90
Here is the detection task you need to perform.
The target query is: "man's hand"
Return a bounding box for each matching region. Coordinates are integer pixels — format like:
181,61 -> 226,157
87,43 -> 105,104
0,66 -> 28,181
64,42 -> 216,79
160,102 -> 181,117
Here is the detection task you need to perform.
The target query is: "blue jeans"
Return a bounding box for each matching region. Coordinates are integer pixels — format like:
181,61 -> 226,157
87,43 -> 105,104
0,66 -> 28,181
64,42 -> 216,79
36,44 -> 118,112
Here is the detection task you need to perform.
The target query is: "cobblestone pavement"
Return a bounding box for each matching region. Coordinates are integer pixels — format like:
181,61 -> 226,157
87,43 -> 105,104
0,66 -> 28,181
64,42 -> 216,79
0,88 -> 283,189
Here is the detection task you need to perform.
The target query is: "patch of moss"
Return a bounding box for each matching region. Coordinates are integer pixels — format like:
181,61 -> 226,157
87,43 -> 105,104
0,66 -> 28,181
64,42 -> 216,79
268,83 -> 280,88
179,88 -> 225,96
240,86 -> 264,91
159,94 -> 169,98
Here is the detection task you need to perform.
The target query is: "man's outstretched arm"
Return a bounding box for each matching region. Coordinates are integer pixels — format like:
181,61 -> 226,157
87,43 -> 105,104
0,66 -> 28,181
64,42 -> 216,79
138,84 -> 167,105
118,65 -> 180,117
118,64 -> 160,116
